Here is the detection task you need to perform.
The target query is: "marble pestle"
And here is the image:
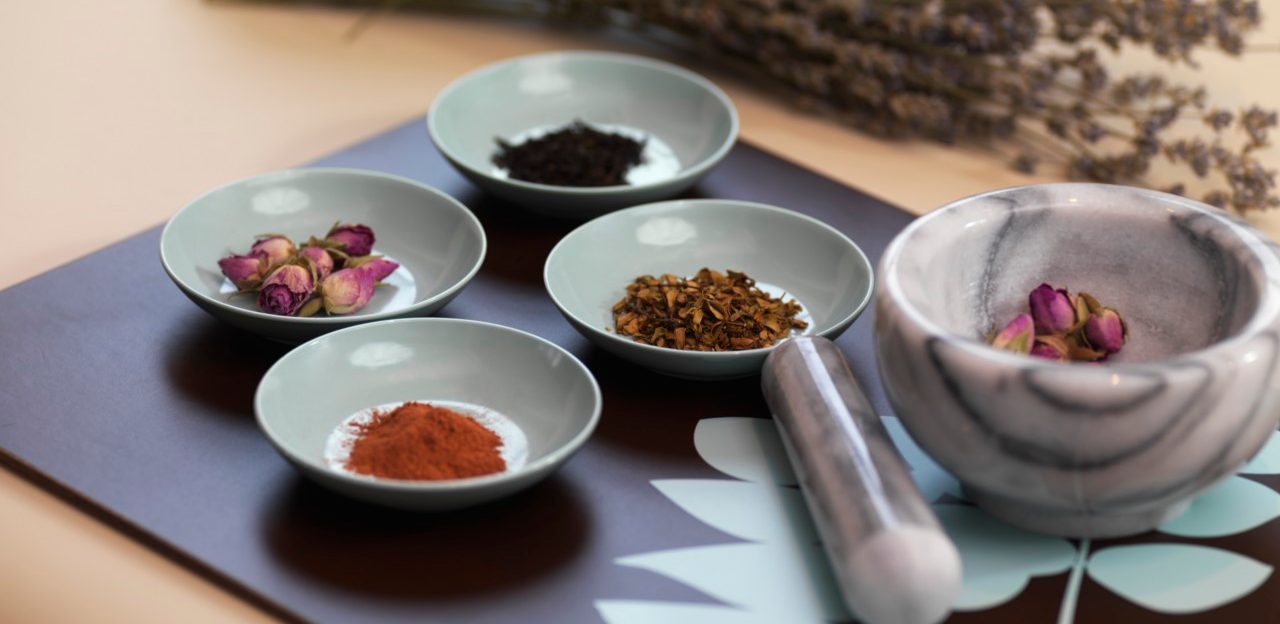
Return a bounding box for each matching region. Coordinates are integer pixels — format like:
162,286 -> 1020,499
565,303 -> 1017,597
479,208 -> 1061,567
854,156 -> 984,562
762,337 -> 961,624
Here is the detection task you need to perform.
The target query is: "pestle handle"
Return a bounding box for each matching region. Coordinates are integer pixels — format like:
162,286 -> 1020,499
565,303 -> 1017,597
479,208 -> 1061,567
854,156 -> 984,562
761,336 -> 961,624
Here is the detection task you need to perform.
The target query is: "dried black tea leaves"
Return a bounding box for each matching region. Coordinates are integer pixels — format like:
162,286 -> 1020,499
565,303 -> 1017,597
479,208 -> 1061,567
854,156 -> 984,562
612,269 -> 808,351
493,121 -> 645,187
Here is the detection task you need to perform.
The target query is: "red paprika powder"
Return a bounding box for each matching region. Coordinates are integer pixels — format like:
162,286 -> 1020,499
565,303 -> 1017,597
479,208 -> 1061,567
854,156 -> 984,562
345,402 -> 506,480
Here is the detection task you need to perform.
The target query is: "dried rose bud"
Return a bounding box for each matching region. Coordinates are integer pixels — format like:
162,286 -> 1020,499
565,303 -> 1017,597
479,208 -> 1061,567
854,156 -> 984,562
298,246 -> 334,281
257,264 -> 315,316
325,224 -> 375,257
1076,292 -> 1102,314
1029,283 -> 1076,335
1085,308 -> 1127,354
1071,295 -> 1092,331
217,253 -> 265,291
249,235 -> 296,270
991,313 -> 1034,354
321,268 -> 375,315
295,297 -> 322,318
1030,335 -> 1070,362
347,256 -> 399,282
1069,343 -> 1108,362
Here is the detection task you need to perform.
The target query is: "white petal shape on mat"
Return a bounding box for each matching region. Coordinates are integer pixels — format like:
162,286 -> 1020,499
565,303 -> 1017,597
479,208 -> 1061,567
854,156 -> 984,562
1241,431 -> 1280,475
933,505 -> 1076,611
1088,544 -> 1272,614
881,416 -> 963,502
694,418 -> 796,485
652,480 -> 817,545
616,542 -> 848,622
595,601 -> 781,624
1159,476 -> 1280,538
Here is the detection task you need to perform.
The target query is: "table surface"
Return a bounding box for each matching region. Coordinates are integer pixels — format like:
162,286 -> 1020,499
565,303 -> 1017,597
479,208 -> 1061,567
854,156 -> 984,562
2,2 -> 1278,621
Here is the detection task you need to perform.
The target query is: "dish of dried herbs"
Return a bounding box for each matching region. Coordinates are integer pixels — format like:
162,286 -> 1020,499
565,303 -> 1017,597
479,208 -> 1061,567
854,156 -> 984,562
492,120 -> 646,187
611,268 -> 808,351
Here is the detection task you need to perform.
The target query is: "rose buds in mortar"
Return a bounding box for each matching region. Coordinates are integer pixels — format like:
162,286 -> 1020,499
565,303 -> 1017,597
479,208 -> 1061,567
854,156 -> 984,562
1030,335 -> 1070,362
991,283 -> 1127,362
1029,284 -> 1077,335
991,314 -> 1034,354
1086,308 -> 1127,354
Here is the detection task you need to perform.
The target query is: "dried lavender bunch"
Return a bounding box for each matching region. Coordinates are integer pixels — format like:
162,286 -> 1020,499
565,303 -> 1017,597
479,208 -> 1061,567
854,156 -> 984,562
297,0 -> 1280,211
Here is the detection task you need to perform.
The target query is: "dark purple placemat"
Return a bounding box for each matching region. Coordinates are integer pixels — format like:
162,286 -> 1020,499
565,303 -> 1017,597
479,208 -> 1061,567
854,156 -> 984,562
2,118 -> 1277,623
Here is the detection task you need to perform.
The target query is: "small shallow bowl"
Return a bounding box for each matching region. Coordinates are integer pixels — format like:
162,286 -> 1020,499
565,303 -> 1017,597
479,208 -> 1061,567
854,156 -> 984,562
876,183 -> 1280,537
161,168 -> 486,344
428,51 -> 738,219
544,199 -> 875,380
255,318 -> 602,511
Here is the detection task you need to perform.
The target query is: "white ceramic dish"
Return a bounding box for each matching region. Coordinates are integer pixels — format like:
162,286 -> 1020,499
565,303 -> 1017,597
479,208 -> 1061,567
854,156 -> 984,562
255,318 -> 602,511
160,168 -> 486,343
544,199 -> 874,379
428,51 -> 738,218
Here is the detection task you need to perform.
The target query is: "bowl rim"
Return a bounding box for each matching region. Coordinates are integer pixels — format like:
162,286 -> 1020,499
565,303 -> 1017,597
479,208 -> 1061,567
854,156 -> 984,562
426,50 -> 740,196
159,167 -> 488,325
880,182 -> 1280,369
253,317 -> 604,492
543,198 -> 876,359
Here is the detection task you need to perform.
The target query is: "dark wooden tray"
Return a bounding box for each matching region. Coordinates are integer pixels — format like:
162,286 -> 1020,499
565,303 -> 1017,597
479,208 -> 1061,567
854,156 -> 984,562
1,118 -> 1276,623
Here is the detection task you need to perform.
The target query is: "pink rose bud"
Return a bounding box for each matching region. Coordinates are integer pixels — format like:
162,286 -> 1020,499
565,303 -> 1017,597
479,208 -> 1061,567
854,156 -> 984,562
1085,308 -> 1127,354
354,258 -> 399,282
1030,335 -> 1069,362
325,224 -> 375,257
298,246 -> 334,280
249,235 -> 296,270
991,313 -> 1034,354
217,254 -> 265,291
321,268 -> 375,315
257,264 -> 315,316
1028,283 -> 1076,335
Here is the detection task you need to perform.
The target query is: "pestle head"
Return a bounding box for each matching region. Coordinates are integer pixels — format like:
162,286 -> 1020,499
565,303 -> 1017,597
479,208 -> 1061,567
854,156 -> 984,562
844,525 -> 962,624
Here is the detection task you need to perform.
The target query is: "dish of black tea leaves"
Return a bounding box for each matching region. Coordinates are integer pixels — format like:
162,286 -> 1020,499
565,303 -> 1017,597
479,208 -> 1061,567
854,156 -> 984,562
492,121 -> 646,187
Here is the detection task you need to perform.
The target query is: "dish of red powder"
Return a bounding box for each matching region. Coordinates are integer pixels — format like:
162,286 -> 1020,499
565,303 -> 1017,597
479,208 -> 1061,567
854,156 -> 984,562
343,401 -> 508,481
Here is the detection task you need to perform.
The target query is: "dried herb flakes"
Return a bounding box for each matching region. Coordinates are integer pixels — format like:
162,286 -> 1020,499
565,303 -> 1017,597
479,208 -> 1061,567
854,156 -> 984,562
612,269 -> 807,351
493,120 -> 645,187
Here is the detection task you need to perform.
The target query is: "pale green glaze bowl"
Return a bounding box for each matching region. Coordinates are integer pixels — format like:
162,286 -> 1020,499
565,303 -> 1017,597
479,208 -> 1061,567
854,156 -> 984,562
428,51 -> 738,219
544,199 -> 875,379
161,168 -> 486,344
255,318 -> 602,511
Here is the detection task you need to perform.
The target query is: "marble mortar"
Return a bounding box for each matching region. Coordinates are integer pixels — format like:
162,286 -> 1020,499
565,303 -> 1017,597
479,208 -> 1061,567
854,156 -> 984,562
875,183 -> 1280,537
